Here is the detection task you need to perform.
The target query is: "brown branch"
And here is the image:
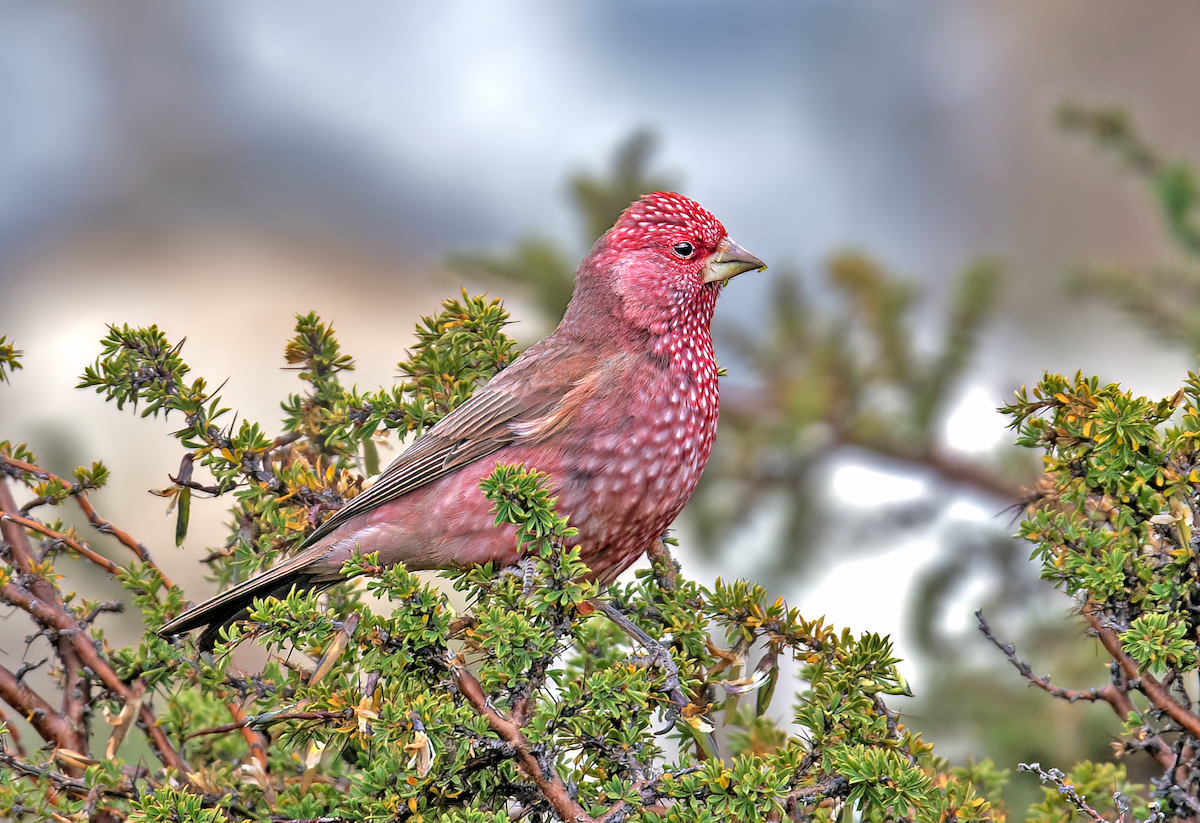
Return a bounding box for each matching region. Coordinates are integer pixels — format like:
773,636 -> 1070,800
721,390 -> 1029,503
1,472 -> 190,778
0,453 -> 171,585
225,701 -> 270,772
0,703 -> 27,756
978,610 -> 1176,771
1,476 -> 40,575
0,664 -> 76,750
0,576 -> 192,775
448,654 -> 593,823
841,433 -> 1026,503
0,479 -> 90,757
645,537 -> 680,592
1084,602 -> 1200,740
0,510 -> 122,575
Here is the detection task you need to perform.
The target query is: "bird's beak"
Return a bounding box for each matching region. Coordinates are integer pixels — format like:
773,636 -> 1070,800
703,237 -> 767,284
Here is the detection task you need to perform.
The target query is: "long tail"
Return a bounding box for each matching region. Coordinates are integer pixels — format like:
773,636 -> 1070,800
157,552 -> 333,651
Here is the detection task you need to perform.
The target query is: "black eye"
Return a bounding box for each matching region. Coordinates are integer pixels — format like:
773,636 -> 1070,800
672,242 -> 694,258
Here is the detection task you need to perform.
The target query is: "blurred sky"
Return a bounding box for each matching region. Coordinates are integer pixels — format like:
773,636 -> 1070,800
3,1 -> 1200,661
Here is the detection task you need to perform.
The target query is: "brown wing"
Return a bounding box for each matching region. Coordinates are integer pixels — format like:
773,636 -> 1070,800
158,342 -> 621,644
299,340 -> 605,547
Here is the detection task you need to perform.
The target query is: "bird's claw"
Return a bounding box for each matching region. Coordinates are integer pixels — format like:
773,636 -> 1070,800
497,557 -> 537,597
592,599 -> 692,734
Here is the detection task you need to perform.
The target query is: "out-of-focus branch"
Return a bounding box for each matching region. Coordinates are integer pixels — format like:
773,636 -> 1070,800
721,390 -> 1029,505
841,433 -> 1026,503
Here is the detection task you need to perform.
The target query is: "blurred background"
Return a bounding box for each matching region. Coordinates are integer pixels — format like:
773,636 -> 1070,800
3,0 -> 1200,813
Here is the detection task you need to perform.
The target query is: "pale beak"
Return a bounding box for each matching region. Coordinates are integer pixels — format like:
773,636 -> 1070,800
703,237 -> 767,284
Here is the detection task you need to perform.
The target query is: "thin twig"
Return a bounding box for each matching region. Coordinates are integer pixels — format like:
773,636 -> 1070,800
1,510 -> 122,575
0,453 -> 169,584
185,709 -> 351,740
977,610 -> 1175,771
1019,763 -> 1110,823
0,479 -> 90,758
977,610 -> 1105,702
0,576 -> 191,775
0,748 -> 138,801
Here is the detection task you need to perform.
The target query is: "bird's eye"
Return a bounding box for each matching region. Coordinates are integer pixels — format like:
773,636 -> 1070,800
672,242 -> 694,258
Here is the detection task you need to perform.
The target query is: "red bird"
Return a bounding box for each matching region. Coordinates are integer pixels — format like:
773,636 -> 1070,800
160,192 -> 765,648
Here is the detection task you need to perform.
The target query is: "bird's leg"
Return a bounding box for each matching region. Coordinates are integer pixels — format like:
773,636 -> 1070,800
591,598 -> 688,731
497,557 -> 538,597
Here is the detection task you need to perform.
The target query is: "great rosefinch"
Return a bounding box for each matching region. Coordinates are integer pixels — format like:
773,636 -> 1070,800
160,192 -> 765,648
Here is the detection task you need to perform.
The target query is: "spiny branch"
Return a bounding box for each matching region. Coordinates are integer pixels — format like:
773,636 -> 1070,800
0,510 -> 122,575
0,452 -> 172,587
0,563 -> 191,776
977,610 -> 1175,771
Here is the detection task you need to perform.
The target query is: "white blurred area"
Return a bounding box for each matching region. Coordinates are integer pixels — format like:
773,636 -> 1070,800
2,1 -> 1200,664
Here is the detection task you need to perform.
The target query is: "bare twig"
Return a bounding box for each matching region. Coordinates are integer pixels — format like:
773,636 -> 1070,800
1019,762 -> 1110,823
978,610 -> 1176,771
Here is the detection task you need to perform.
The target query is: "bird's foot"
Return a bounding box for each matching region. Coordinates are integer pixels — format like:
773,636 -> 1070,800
497,557 -> 537,598
591,599 -> 689,733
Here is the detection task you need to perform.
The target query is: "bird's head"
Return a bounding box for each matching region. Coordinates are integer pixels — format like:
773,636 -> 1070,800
566,192 -> 765,339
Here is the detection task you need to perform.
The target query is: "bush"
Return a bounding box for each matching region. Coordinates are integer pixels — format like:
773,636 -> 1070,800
0,298 -> 997,822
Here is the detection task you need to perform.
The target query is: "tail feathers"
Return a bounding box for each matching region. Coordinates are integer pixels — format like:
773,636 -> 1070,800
158,554 -> 332,651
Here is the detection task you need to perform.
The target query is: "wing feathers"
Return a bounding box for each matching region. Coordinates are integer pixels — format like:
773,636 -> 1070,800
299,345 -> 606,547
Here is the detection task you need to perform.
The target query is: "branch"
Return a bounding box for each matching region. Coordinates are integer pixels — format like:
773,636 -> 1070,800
1084,602 -> 1200,740
447,653 -> 593,823
769,775 -> 852,822
0,748 -> 138,801
0,664 -> 75,750
978,610 -> 1176,771
0,453 -> 171,586
0,510 -> 121,575
184,708 -> 351,741
841,433 -> 1025,503
0,576 -> 192,775
0,478 -> 89,757
1019,763 -> 1110,823
225,701 -> 270,773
